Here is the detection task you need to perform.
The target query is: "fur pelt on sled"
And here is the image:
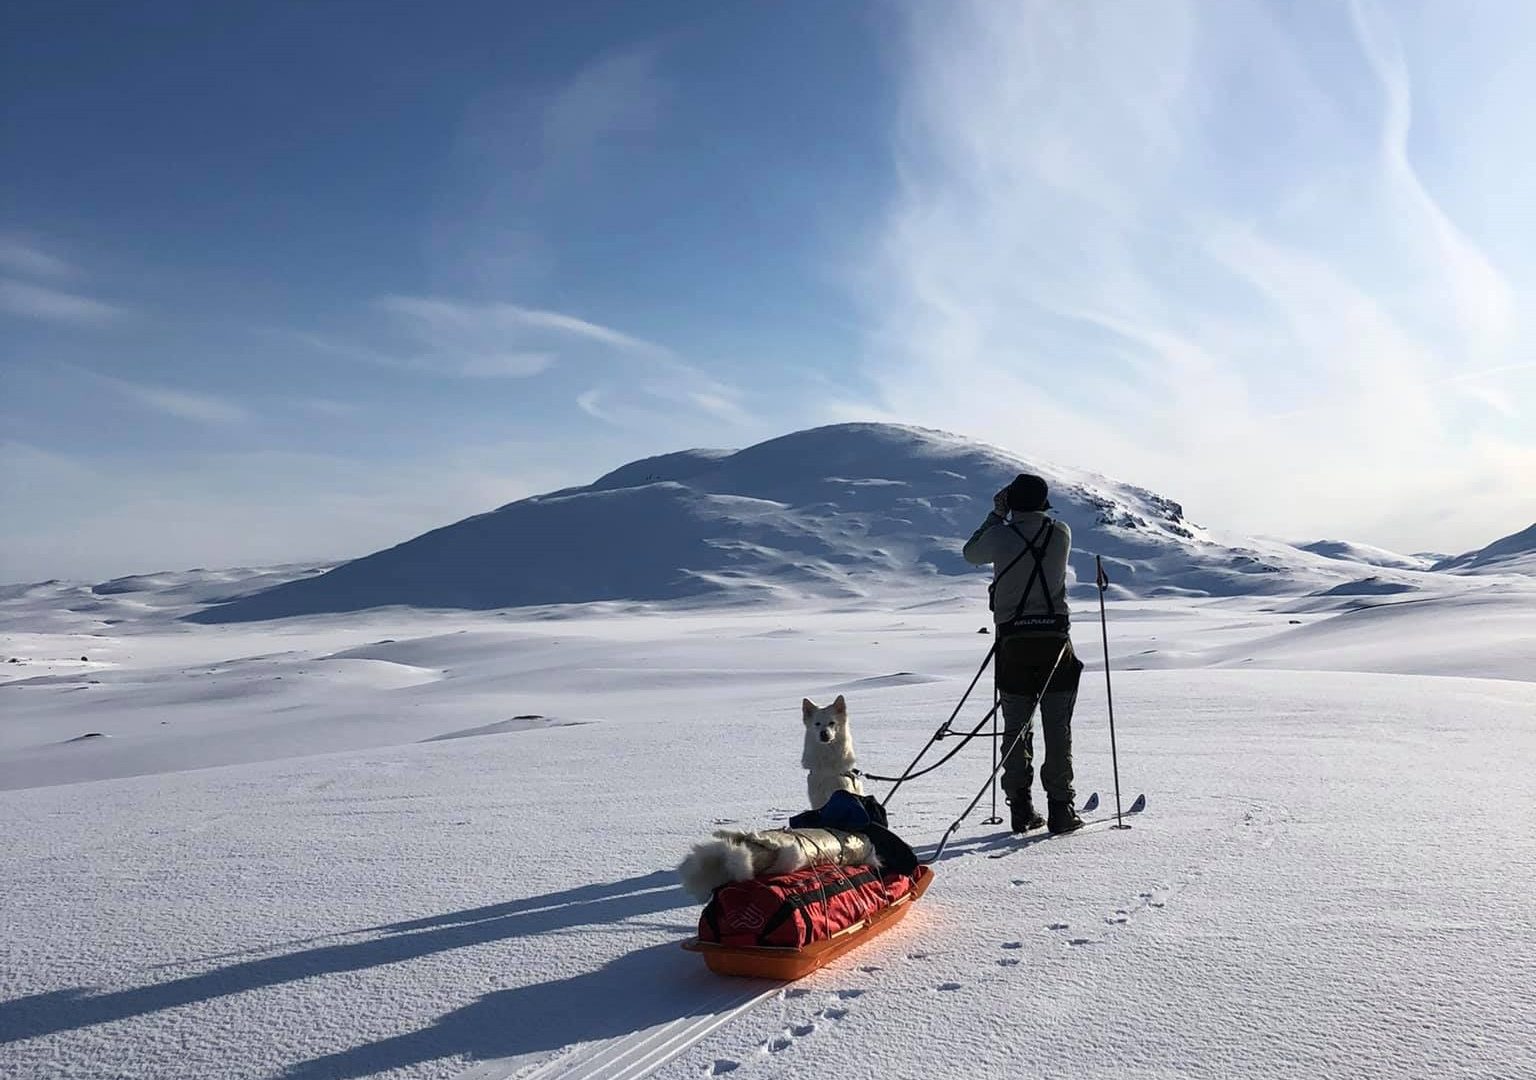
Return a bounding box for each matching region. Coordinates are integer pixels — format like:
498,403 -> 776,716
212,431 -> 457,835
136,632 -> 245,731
677,826 -> 881,903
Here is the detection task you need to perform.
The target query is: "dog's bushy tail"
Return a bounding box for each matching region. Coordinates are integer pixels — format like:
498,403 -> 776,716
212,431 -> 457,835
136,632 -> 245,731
677,836 -> 756,902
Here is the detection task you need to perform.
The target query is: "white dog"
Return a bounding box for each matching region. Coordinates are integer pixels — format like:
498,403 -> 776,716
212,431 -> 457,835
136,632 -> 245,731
803,694 -> 864,811
673,695 -> 873,903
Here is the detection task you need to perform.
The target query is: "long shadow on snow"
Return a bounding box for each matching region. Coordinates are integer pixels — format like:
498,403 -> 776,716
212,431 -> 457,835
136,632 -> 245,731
918,829 -> 1014,861
912,826 -> 1094,863
0,869 -> 685,1045
282,939 -> 735,1079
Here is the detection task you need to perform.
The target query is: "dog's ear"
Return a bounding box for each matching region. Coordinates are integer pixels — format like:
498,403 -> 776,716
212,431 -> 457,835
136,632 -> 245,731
832,694 -> 846,716
802,698 -> 816,723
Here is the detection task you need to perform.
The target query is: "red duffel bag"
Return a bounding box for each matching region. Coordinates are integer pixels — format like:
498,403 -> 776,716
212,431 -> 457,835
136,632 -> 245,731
699,864 -> 915,949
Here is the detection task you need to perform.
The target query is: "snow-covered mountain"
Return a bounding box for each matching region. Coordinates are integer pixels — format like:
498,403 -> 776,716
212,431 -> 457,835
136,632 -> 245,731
1431,522 -> 1536,576
186,424 -> 1376,623
1292,539 -> 1435,572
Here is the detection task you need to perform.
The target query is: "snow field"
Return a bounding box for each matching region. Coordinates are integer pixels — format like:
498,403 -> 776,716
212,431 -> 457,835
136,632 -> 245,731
2,591 -> 1534,1079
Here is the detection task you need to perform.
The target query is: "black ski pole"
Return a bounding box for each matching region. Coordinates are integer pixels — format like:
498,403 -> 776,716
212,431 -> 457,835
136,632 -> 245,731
1097,554 -> 1130,830
982,683 -> 1003,825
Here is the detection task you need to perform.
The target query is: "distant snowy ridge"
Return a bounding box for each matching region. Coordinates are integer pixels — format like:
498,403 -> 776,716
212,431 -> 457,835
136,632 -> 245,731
1431,522 -> 1536,575
183,424 -> 1392,623
1293,539 -> 1435,572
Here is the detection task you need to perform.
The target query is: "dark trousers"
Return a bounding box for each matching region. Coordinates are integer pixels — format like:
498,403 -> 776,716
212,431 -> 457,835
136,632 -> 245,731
996,635 -> 1082,805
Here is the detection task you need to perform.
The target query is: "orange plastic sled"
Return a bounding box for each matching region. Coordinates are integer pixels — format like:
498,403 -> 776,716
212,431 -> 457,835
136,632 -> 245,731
682,864 -> 934,981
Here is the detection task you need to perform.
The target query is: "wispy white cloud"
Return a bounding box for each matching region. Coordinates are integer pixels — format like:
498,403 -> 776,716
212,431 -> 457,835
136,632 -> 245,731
0,278 -> 124,324
574,387 -> 610,422
374,295 -> 667,376
540,47 -> 664,178
295,398 -> 363,418
0,237 -> 129,325
403,47 -> 749,435
499,305 -> 664,355
290,294 -> 751,431
374,297 -> 555,378
1348,0 -> 1515,357
427,44 -> 666,291
569,342 -> 751,431
292,297 -> 666,379
573,371 -> 749,430
94,373 -> 247,424
0,237 -> 73,279
849,0 -> 1533,552
287,322 -> 547,379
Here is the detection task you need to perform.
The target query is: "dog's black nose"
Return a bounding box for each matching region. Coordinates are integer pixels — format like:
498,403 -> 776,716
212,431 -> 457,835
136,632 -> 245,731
820,731 -> 832,742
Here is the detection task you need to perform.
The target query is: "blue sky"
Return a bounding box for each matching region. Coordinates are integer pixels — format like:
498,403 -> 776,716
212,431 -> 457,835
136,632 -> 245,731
3,0 -> 1533,580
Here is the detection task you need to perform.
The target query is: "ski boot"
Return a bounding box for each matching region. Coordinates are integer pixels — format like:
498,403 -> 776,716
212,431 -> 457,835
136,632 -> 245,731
1047,800 -> 1084,834
1010,796 -> 1045,833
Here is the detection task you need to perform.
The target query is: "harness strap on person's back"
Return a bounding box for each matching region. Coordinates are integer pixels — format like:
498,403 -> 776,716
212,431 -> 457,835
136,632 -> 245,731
1007,519 -> 1056,624
989,518 -> 1067,638
988,519 -> 1050,612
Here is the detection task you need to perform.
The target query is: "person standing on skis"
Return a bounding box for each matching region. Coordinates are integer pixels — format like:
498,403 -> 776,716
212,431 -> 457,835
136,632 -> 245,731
962,473 -> 1084,834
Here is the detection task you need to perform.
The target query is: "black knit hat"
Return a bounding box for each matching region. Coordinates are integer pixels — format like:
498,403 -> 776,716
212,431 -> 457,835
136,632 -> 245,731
1006,473 -> 1051,512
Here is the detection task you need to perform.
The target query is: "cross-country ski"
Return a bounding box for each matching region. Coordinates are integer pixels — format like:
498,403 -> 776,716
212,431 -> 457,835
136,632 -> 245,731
987,794 -> 1147,858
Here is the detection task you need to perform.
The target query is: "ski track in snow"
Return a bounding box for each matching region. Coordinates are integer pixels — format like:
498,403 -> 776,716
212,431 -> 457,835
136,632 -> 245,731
453,979 -> 782,1080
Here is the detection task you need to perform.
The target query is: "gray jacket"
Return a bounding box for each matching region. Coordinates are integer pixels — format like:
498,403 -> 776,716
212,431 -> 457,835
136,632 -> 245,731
962,510 -> 1072,626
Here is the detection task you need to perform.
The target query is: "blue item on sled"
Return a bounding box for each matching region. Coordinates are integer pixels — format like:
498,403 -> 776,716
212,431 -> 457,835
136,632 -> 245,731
789,789 -> 873,830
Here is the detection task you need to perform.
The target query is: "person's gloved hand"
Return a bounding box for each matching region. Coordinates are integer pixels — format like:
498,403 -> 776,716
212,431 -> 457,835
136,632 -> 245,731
992,488 -> 1010,517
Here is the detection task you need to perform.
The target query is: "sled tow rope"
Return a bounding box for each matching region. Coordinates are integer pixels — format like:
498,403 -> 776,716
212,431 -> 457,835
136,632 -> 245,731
870,641 -> 996,804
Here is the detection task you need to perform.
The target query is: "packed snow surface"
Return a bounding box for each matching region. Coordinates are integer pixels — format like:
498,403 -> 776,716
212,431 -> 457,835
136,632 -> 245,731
2,556 -> 1533,1080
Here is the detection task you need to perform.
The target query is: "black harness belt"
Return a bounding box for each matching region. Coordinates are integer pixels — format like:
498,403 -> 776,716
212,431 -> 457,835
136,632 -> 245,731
990,519 -> 1078,696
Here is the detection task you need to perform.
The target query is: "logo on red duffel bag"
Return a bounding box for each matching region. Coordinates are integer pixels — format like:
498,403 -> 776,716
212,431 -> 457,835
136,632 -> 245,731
723,902 -> 768,932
